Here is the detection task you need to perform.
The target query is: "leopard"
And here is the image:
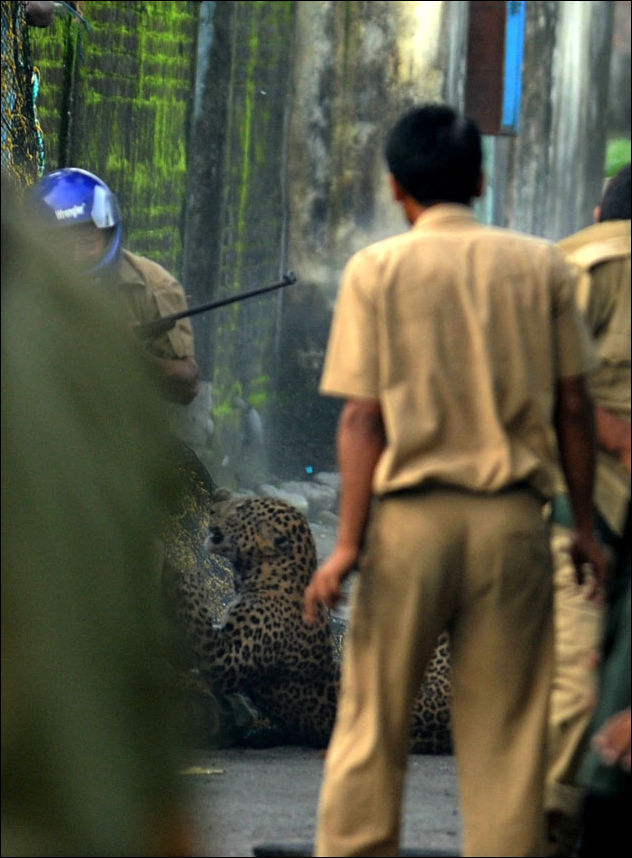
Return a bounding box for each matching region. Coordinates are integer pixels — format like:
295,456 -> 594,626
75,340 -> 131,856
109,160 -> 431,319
173,491 -> 452,753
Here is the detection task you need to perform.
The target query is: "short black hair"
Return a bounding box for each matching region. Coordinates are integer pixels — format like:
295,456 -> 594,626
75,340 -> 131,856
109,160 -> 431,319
599,164 -> 631,221
385,104 -> 482,206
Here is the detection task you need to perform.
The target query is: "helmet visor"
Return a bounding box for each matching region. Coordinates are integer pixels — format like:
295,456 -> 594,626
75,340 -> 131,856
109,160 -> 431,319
90,184 -> 121,229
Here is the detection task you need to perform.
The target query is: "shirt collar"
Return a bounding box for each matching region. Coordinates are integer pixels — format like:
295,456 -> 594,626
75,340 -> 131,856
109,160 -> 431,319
411,203 -> 477,230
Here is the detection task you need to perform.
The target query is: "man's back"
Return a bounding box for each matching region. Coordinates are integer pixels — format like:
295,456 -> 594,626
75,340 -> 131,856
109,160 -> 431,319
321,203 -> 591,498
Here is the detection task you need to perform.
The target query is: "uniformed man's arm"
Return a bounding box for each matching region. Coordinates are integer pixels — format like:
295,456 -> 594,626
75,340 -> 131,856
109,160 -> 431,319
138,266 -> 200,404
570,258 -> 630,469
303,398 -> 385,624
553,374 -> 608,598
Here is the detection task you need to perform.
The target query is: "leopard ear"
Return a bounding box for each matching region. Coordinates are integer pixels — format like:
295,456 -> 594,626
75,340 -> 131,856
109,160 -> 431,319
209,487 -> 234,520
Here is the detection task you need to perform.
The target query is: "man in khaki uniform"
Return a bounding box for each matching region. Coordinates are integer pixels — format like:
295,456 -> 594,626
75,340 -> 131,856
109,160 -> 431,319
31,167 -> 200,406
303,105 -> 608,858
29,167 -> 264,749
545,164 -> 631,855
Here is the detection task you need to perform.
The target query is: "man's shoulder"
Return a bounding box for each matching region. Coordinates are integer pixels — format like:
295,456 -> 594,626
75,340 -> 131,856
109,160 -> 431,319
557,220 -> 631,269
352,230 -> 415,261
120,249 -> 177,287
353,219 -> 556,265
481,223 -> 558,255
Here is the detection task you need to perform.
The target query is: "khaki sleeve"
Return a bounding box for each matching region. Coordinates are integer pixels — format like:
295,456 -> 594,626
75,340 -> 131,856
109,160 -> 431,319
574,264 -> 618,337
150,277 -> 196,360
551,254 -> 598,379
319,252 -> 380,401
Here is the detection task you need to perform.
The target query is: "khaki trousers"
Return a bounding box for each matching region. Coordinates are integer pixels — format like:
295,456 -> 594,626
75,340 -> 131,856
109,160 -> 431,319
315,488 -> 554,858
545,525 -> 604,821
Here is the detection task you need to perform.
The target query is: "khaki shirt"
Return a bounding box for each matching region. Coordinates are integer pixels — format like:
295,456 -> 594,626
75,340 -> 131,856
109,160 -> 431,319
115,250 -> 195,360
557,219 -> 631,534
320,204 -> 594,499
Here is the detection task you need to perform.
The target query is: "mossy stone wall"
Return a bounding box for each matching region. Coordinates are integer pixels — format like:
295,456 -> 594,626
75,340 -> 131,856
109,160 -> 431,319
30,1 -> 198,274
183,0 -> 296,485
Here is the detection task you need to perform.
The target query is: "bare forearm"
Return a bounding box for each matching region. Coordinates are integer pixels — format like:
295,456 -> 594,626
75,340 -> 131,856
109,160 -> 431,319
554,376 -> 609,595
335,400 -> 386,553
303,399 -> 385,622
554,376 -> 597,536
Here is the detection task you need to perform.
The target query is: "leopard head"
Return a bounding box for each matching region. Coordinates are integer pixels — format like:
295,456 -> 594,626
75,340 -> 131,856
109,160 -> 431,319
204,495 -> 317,589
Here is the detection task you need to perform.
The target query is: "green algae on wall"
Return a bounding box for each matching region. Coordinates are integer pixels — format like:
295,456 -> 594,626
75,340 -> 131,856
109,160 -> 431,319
183,0 -> 296,485
30,1 -> 198,274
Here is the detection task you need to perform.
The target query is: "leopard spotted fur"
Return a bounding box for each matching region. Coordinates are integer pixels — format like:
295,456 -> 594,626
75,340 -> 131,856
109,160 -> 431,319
174,493 -> 452,752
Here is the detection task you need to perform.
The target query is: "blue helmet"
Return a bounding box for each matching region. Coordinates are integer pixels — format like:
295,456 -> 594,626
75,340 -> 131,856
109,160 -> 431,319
32,168 -> 123,275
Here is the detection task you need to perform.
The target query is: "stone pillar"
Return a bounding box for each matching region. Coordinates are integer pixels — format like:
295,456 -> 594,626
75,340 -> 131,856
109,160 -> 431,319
501,1 -> 614,239
546,1 -> 614,239
182,1 -> 296,486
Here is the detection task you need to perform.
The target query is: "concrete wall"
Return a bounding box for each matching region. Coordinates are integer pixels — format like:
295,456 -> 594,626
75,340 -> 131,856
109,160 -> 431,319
273,0 -> 469,479
286,1 -> 469,292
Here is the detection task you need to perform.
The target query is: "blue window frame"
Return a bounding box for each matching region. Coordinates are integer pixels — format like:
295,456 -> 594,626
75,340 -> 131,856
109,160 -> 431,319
502,1 -> 526,133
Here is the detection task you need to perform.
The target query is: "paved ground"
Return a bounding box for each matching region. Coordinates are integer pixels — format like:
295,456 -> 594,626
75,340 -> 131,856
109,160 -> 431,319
180,746 -> 462,857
